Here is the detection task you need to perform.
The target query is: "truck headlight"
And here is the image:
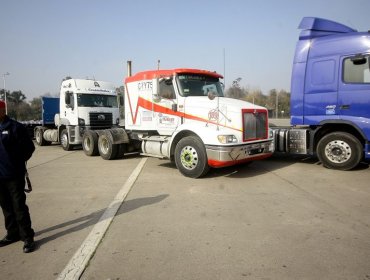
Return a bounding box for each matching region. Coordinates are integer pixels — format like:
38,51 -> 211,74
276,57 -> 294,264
78,118 -> 85,126
217,135 -> 237,144
269,128 -> 274,139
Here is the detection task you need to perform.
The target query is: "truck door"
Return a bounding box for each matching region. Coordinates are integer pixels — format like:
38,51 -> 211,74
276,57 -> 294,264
304,56 -> 339,123
338,54 -> 370,120
154,78 -> 180,135
63,91 -> 77,125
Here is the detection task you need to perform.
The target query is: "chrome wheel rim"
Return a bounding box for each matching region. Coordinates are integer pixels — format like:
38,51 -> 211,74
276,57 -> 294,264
180,146 -> 198,170
324,140 -> 351,164
36,130 -> 42,143
61,133 -> 68,148
83,137 -> 91,151
99,137 -> 109,154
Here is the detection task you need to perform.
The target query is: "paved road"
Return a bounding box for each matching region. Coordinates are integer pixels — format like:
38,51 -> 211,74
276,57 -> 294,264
1,144 -> 370,280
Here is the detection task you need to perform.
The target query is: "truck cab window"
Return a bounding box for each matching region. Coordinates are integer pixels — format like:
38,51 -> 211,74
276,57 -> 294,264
77,94 -> 118,107
343,55 -> 370,83
177,74 -> 224,97
159,79 -> 176,99
66,93 -> 74,110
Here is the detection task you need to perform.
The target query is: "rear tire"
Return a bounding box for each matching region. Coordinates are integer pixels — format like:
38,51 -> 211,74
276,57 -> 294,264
316,132 -> 362,170
82,130 -> 99,156
35,127 -> 49,146
98,133 -> 118,160
174,136 -> 209,178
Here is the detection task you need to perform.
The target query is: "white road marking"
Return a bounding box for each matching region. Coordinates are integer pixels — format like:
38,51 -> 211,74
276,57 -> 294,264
56,158 -> 148,280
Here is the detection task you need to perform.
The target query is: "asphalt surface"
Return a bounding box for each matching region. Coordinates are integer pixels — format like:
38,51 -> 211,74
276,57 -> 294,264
1,143 -> 370,280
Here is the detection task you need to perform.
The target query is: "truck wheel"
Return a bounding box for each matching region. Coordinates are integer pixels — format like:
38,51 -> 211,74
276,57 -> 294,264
60,129 -> 73,151
174,136 -> 210,178
317,132 -> 362,170
35,127 -> 48,146
98,133 -> 118,160
82,131 -> 99,156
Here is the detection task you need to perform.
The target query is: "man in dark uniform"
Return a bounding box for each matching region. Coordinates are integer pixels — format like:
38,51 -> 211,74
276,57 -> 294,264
0,100 -> 36,253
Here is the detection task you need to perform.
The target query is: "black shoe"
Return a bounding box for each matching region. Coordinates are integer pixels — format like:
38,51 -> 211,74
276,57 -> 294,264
23,240 -> 36,253
0,236 -> 21,247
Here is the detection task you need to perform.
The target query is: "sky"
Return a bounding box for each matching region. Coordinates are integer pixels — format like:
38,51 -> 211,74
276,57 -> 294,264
1,0 -> 370,100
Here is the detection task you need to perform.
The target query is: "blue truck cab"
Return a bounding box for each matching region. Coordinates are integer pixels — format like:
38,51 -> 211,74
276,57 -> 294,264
274,17 -> 370,170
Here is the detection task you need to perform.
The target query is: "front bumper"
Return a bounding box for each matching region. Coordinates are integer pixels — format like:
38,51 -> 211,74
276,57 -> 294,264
205,140 -> 274,168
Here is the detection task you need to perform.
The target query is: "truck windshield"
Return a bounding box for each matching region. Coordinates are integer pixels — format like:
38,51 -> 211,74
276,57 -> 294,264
177,74 -> 224,97
77,94 -> 118,108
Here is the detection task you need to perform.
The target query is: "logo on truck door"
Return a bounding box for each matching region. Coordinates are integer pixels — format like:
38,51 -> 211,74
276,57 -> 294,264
208,109 -> 219,121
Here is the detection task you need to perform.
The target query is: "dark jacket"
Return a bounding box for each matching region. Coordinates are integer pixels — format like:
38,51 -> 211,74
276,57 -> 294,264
0,116 -> 35,179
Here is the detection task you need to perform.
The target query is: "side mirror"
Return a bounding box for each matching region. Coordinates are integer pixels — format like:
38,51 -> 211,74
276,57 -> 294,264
351,55 -> 367,65
119,95 -> 124,106
164,77 -> 173,85
208,91 -> 216,100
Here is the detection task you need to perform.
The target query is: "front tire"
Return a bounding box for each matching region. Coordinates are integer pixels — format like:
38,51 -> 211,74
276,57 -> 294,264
174,136 -> 210,178
60,129 -> 73,151
82,130 -> 99,156
316,132 -> 362,170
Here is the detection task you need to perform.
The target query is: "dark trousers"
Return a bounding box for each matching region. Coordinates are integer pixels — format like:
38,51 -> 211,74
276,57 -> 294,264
0,178 -> 34,241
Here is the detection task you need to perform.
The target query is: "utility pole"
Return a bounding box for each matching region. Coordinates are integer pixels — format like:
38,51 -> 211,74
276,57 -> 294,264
275,91 -> 278,119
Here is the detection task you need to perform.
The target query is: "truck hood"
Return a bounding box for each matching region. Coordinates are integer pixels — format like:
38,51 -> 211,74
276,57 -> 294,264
184,96 -> 266,115
183,96 -> 267,131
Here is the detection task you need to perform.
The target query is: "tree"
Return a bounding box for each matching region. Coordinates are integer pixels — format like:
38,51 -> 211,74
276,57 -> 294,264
0,90 -> 40,121
277,89 -> 290,118
265,89 -> 275,109
265,89 -> 290,118
7,90 -> 26,105
243,89 -> 267,107
2,90 -> 27,120
29,97 -> 42,120
15,102 -> 33,121
226,77 -> 246,99
0,89 -> 9,100
223,81 -> 291,118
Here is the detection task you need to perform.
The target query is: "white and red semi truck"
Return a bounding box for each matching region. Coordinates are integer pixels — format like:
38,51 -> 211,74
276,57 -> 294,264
107,62 -> 274,178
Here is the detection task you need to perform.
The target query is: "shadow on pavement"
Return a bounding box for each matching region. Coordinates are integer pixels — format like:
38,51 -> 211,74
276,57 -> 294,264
158,153 -> 369,178
35,194 -> 169,246
157,154 -> 321,178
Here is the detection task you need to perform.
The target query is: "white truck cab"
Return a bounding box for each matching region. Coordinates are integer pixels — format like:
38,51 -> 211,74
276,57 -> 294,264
35,79 -> 123,154
58,79 -> 120,149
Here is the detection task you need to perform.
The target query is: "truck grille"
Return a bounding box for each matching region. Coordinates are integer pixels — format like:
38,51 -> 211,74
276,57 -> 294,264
89,112 -> 113,128
242,109 -> 268,141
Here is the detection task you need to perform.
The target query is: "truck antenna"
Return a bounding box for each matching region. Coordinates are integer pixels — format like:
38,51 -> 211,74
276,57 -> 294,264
157,59 -> 160,70
223,48 -> 226,88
